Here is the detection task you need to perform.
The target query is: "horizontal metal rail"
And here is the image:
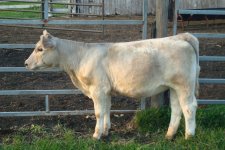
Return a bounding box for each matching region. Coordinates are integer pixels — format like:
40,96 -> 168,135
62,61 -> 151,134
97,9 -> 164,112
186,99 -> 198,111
0,79 -> 223,95
4,66 -> 225,75
197,99 -> 225,105
50,11 -> 102,16
178,9 -> 225,15
48,2 -> 102,7
0,24 -> 103,33
200,56 -> 225,62
1,66 -> 225,84
0,110 -> 137,117
0,89 -> 224,107
0,99 -> 224,117
0,44 -> 34,49
199,78 -> 225,84
193,33 -> 225,39
0,19 -> 143,25
9,90 -> 225,98
0,67 -> 61,72
0,89 -> 81,95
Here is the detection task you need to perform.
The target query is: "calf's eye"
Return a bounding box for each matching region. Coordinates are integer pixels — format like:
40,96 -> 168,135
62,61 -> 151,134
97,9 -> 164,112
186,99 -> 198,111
37,48 -> 43,52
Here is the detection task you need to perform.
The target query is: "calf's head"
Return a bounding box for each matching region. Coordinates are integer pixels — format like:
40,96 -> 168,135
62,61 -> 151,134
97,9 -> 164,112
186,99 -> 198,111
25,30 -> 59,70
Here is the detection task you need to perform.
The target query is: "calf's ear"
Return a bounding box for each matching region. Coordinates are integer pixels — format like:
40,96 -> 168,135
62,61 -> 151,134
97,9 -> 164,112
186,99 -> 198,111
40,30 -> 56,49
43,30 -> 49,36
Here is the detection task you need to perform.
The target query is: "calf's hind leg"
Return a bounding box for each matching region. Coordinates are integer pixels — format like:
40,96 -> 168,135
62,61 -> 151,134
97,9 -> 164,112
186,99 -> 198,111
176,88 -> 197,139
166,89 -> 182,140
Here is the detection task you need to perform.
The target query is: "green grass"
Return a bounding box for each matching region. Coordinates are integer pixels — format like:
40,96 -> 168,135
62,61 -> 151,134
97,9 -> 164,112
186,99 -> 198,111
0,1 -> 41,18
0,11 -> 41,19
0,3 -> 65,19
135,105 -> 225,132
0,6 -> 42,19
0,2 -> 32,5
134,105 -> 225,149
1,105 -> 225,150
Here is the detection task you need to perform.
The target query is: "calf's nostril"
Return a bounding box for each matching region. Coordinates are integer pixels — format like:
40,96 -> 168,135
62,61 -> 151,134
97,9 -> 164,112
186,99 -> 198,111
24,63 -> 28,67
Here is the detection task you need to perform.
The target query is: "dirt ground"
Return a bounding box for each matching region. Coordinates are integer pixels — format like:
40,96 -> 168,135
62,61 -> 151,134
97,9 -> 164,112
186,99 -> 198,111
0,16 -> 225,140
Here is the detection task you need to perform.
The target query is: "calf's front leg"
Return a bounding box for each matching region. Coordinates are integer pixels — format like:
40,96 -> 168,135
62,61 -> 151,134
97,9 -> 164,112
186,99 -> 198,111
93,102 -> 104,139
166,89 -> 182,140
103,98 -> 111,136
91,89 -> 110,139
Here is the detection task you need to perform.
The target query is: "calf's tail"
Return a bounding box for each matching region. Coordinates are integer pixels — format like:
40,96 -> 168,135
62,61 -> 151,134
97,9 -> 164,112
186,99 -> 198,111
177,33 -> 200,96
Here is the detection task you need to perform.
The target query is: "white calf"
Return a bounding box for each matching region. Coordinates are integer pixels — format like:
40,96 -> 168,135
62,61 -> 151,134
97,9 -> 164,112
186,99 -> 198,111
25,30 -> 200,140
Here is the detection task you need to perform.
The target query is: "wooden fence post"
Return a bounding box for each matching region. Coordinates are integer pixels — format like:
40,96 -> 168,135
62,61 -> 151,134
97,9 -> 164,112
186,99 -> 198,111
156,0 -> 169,37
151,0 -> 169,108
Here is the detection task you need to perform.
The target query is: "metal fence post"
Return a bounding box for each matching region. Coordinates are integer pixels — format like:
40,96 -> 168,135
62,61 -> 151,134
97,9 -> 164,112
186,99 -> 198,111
45,95 -> 50,113
102,0 -> 105,36
42,0 -> 48,20
140,98 -> 146,110
142,0 -> 148,39
173,0 -> 179,35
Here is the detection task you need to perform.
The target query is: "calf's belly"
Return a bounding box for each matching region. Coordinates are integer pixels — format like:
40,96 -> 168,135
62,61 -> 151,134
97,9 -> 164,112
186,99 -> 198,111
113,84 -> 168,98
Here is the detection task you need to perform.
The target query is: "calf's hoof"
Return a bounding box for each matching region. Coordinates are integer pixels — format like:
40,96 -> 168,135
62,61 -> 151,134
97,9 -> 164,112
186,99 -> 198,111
103,129 -> 109,137
185,133 -> 194,140
165,134 -> 175,141
93,133 -> 101,140
102,133 -> 111,143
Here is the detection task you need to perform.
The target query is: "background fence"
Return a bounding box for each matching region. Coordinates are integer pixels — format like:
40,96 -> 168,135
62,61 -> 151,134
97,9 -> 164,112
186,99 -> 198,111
51,0 -> 225,15
0,0 -> 225,118
0,0 -> 148,117
1,0 -> 225,16
173,0 -> 225,105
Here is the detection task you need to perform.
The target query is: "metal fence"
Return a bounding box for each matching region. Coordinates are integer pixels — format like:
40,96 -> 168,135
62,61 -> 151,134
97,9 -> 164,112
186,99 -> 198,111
1,0 -> 225,118
173,0 -> 225,105
0,0 -> 148,117
0,0 -> 104,33
49,0 -> 104,17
